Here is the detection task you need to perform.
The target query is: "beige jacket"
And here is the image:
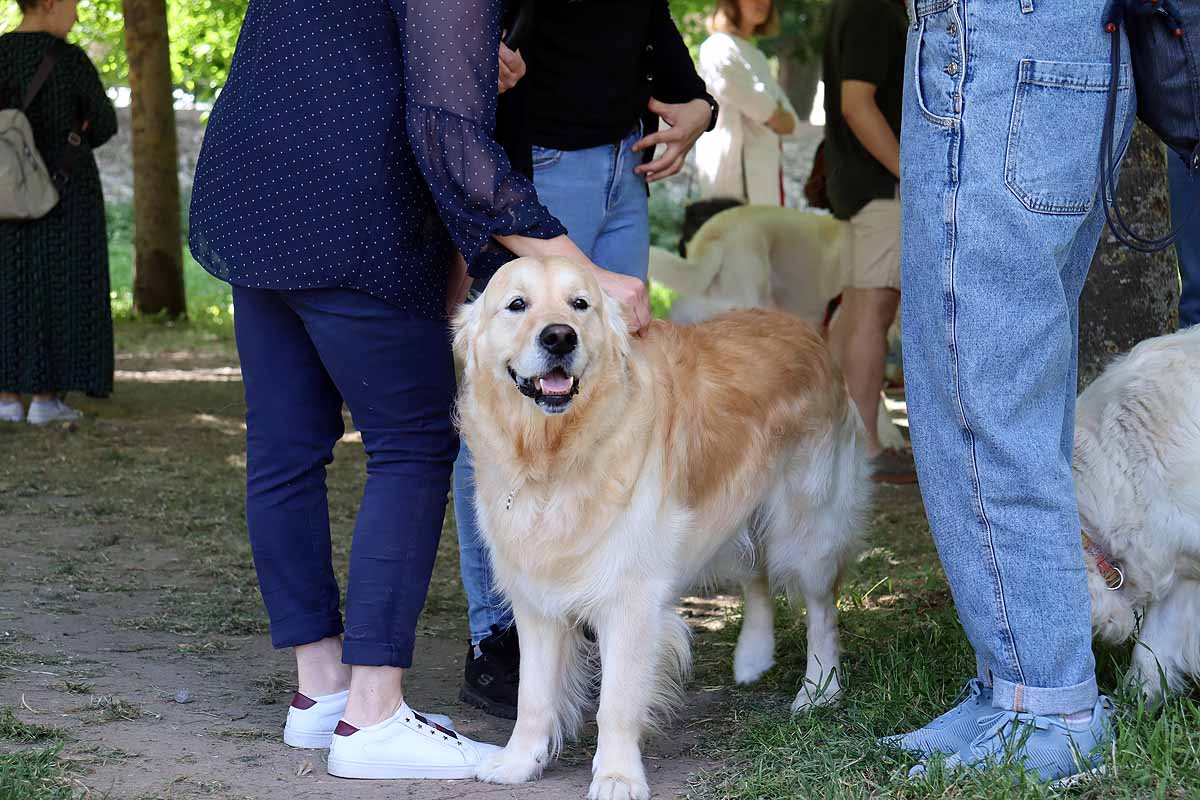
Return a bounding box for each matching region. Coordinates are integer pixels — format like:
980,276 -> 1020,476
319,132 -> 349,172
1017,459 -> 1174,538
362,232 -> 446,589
694,32 -> 797,206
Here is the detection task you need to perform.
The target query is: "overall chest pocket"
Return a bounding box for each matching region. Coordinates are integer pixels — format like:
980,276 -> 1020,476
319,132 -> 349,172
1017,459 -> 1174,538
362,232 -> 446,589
1004,59 -> 1133,216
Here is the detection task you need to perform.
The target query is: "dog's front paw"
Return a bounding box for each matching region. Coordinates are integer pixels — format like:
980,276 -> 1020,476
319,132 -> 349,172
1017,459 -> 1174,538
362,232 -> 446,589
790,682 -> 843,713
733,632 -> 775,685
475,745 -> 546,785
588,773 -> 650,800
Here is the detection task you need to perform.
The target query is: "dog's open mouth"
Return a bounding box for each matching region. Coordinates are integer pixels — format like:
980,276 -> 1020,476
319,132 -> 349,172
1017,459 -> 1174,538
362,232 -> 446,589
508,366 -> 579,413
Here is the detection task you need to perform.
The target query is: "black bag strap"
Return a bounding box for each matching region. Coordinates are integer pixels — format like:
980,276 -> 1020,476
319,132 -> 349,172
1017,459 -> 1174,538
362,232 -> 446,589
1100,1 -> 1198,254
21,39 -> 65,111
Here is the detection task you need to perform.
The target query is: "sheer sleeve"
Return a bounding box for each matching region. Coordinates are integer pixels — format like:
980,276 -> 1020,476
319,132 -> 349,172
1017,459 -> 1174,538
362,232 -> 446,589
399,0 -> 565,282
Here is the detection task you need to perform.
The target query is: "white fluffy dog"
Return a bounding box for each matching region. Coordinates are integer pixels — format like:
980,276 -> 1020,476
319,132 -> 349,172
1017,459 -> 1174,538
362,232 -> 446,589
454,257 -> 870,800
1074,324 -> 1200,698
649,205 -> 907,451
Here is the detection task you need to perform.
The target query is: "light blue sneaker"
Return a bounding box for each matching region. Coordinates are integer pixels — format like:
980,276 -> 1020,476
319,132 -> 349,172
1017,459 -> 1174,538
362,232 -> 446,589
910,696 -> 1113,786
879,678 -> 994,756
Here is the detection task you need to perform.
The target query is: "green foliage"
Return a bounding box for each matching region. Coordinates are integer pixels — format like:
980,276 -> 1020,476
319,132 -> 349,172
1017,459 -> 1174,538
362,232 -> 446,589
4,0 -> 821,99
107,200 -> 234,330
669,0 -> 830,64
2,0 -> 247,102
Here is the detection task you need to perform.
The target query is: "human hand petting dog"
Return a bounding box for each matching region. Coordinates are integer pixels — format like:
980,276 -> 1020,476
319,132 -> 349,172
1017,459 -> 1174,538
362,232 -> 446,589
499,43 -> 525,94
633,97 -> 713,183
494,233 -> 652,335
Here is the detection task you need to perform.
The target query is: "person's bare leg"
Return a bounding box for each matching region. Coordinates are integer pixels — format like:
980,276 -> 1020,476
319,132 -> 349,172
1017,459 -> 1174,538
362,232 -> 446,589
0,392 -> 20,404
343,666 -> 405,728
31,393 -> 55,402
827,287 -> 900,458
295,635 -> 351,697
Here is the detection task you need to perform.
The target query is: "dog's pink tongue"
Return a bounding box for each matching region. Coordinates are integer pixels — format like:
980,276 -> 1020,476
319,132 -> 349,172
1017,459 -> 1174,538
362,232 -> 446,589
540,374 -> 573,395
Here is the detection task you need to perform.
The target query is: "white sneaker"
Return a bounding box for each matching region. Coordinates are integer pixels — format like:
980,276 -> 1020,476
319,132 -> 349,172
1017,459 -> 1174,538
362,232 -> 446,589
27,398 -> 82,426
327,701 -> 500,779
0,400 -> 24,424
283,691 -> 455,750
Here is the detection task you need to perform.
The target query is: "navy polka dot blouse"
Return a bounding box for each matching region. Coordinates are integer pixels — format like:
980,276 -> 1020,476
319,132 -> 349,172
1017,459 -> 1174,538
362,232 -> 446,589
188,0 -> 565,318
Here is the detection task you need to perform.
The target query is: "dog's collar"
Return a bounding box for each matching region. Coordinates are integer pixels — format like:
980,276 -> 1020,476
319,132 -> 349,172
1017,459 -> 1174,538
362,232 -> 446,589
1082,530 -> 1124,591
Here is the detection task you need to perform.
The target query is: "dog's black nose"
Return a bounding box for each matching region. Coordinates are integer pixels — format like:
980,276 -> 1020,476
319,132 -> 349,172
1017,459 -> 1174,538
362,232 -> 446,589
539,324 -> 578,355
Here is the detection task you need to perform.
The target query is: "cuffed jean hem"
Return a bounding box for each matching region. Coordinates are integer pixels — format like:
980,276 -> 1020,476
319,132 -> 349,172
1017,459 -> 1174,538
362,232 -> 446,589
268,612 -> 344,651
341,639 -> 416,669
470,610 -> 514,646
991,673 -> 1098,717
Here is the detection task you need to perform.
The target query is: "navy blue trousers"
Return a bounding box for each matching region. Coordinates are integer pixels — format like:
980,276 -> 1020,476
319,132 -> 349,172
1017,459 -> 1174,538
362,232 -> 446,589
233,286 -> 458,668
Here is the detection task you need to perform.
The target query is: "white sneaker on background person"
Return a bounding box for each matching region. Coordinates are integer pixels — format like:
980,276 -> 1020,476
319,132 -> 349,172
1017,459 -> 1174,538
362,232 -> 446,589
326,700 -> 499,779
284,691 -> 455,750
0,399 -> 24,423
27,397 -> 82,426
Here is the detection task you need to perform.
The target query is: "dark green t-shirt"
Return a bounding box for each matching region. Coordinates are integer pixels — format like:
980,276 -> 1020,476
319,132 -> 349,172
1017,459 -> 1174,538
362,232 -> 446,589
822,0 -> 908,220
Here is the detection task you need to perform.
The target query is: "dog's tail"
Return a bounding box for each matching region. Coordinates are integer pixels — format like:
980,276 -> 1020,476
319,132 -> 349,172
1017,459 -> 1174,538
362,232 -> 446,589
648,245 -> 721,297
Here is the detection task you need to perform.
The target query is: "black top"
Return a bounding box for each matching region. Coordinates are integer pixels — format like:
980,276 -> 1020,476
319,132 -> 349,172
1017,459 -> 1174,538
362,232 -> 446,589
498,0 -> 712,168
822,0 -> 907,220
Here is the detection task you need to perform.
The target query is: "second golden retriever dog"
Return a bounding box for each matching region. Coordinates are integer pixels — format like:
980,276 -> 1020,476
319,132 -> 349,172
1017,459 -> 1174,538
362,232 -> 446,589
453,257 -> 870,799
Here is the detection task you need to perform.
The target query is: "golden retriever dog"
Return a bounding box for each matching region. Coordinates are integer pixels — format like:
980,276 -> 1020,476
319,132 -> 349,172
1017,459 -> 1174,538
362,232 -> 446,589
649,204 -> 908,452
453,257 -> 870,799
1074,324 -> 1200,699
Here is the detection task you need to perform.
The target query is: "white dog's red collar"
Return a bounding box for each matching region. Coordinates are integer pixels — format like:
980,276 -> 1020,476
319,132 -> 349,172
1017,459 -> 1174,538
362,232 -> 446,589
1082,531 -> 1125,591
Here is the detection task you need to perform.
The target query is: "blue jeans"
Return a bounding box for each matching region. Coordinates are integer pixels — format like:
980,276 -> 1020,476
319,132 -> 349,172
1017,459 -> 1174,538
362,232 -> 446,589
453,128 -> 650,642
234,286 -> 458,667
1169,155 -> 1200,328
901,0 -> 1135,716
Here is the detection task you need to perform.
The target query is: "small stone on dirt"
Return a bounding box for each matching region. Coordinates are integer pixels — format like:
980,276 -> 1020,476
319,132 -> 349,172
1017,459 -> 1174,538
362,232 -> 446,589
174,688 -> 193,704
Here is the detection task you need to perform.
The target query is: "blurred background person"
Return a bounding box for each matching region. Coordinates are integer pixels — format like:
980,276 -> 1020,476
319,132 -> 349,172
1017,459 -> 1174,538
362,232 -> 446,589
693,0 -> 796,209
0,0 -> 118,425
820,0 -> 911,483
1169,158 -> 1199,328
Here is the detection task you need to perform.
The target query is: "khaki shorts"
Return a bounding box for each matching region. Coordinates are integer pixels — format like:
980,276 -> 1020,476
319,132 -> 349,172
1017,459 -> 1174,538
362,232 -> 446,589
841,197 -> 901,291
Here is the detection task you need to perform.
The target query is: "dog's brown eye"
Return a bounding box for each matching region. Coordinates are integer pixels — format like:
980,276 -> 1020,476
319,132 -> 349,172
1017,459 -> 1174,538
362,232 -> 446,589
507,298 -> 526,313
572,298 -> 589,311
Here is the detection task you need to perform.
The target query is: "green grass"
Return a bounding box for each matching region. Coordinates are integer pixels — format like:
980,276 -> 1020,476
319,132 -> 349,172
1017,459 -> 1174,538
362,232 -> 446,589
0,749 -> 78,800
0,710 -> 66,744
106,200 -> 235,334
685,499 -> 1200,799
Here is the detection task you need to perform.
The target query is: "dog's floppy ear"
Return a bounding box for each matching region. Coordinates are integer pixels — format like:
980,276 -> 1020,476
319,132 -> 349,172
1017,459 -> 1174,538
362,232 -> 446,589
601,289 -> 633,356
451,299 -> 483,364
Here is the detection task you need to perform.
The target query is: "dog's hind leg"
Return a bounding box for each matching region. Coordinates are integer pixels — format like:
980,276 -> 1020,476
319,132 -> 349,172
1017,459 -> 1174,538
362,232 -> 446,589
1130,579 -> 1200,700
764,488 -> 857,712
589,599 -> 690,800
477,597 -> 573,785
733,568 -> 776,684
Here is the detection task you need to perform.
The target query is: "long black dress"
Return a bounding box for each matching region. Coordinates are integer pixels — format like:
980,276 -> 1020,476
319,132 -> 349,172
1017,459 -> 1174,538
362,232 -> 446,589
0,31 -> 118,397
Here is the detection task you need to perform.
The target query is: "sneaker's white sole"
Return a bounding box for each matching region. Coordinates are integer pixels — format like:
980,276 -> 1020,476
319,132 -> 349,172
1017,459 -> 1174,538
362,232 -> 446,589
283,727 -> 334,749
1050,764 -> 1106,788
326,754 -> 478,780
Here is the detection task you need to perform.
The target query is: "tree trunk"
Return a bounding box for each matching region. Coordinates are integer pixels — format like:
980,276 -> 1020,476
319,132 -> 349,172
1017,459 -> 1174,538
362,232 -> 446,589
122,0 -> 185,318
1078,122 -> 1180,390
778,54 -> 820,123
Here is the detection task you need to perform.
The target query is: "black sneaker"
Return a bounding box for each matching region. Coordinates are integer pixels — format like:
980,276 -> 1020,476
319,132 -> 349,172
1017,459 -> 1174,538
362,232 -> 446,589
459,624 -> 519,720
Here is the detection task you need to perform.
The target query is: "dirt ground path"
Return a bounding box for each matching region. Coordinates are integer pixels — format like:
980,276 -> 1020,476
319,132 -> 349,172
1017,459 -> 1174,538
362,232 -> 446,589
0,332 -> 721,800
0,520 -> 717,800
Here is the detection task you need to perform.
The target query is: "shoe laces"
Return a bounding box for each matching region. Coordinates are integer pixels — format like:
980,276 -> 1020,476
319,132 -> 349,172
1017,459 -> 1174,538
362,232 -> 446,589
971,710 -> 1056,751
953,678 -> 987,706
